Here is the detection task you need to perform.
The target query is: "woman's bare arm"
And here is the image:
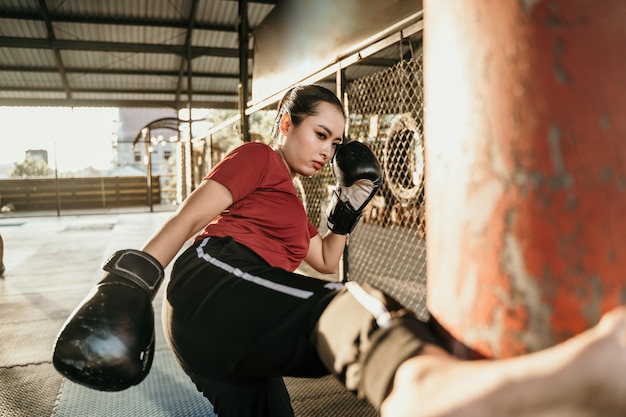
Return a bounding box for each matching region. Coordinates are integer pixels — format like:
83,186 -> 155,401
304,231 -> 347,275
141,179 -> 233,268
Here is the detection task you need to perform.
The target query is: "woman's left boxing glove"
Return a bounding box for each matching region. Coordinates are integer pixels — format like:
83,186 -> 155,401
326,141 -> 382,235
52,249 -> 164,391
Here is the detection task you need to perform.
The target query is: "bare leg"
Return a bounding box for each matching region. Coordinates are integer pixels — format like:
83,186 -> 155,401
381,306 -> 626,417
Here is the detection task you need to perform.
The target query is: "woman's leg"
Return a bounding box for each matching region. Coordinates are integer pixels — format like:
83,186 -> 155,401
312,281 -> 626,417
313,281 -> 440,406
189,374 -> 294,417
163,237 -> 337,416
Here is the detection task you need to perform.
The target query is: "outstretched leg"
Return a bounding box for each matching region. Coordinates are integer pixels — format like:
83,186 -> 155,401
313,282 -> 441,407
314,282 -> 625,417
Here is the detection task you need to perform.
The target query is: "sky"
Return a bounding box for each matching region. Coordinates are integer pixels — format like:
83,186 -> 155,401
1,106 -> 119,172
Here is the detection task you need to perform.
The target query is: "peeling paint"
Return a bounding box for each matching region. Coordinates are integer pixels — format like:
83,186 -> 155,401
600,167 -> 612,182
553,63 -> 571,84
488,131 -> 509,179
599,114 -> 611,131
463,307 -> 506,358
552,39 -> 564,55
547,2 -> 563,26
546,14 -> 562,27
519,0 -> 541,13
468,179 -> 505,237
500,229 -> 554,350
582,275 -> 602,326
548,124 -> 573,188
513,169 -> 544,197
607,248 -> 616,263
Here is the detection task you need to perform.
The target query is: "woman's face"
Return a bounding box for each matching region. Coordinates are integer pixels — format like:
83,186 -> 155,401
278,101 -> 345,178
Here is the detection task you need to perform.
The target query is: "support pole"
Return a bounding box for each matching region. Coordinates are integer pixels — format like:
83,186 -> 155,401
336,67 -> 349,283
425,0 -> 626,359
238,0 -> 250,143
145,127 -> 154,212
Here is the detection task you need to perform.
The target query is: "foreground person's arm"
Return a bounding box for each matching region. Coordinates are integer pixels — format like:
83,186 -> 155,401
381,306 -> 626,417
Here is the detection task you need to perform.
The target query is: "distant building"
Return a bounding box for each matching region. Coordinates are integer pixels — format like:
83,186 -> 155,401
26,149 -> 48,165
113,108 -> 180,204
113,108 -> 178,177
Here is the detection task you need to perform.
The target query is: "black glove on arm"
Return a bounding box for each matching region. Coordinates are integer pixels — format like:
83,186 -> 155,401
326,141 -> 382,235
52,249 -> 164,391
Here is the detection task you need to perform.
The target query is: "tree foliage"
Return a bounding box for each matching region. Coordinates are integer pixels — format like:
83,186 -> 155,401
249,110 -> 277,144
201,109 -> 277,153
10,158 -> 54,178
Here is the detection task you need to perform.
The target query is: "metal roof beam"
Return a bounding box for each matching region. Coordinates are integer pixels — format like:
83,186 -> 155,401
175,0 -> 200,107
0,11 -> 236,32
35,0 -> 71,100
0,36 -> 252,58
238,0 -> 250,142
0,66 -> 242,78
0,98 -> 238,109
3,86 -> 239,95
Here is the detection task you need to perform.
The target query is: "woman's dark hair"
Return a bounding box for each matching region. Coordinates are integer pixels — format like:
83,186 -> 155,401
271,85 -> 346,140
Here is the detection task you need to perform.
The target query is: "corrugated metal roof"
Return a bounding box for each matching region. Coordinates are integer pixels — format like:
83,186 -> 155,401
0,0 -> 278,108
0,0 -> 422,109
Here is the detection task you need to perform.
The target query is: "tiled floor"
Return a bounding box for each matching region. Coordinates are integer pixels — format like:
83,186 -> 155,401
0,208 -> 376,417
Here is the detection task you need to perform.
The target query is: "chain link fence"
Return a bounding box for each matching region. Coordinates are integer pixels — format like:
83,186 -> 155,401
210,53 -> 427,319
298,54 -> 428,319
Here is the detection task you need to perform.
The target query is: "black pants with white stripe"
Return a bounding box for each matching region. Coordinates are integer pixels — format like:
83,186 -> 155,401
163,236 -> 437,417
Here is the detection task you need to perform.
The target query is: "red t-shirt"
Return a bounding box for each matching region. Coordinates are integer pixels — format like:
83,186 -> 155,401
194,142 -> 319,271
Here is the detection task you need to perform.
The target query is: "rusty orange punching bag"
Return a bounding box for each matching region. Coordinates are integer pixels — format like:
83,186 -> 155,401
424,0 -> 626,359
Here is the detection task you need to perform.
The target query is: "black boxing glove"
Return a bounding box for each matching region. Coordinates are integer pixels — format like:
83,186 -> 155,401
52,249 -> 164,391
326,141 -> 382,235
